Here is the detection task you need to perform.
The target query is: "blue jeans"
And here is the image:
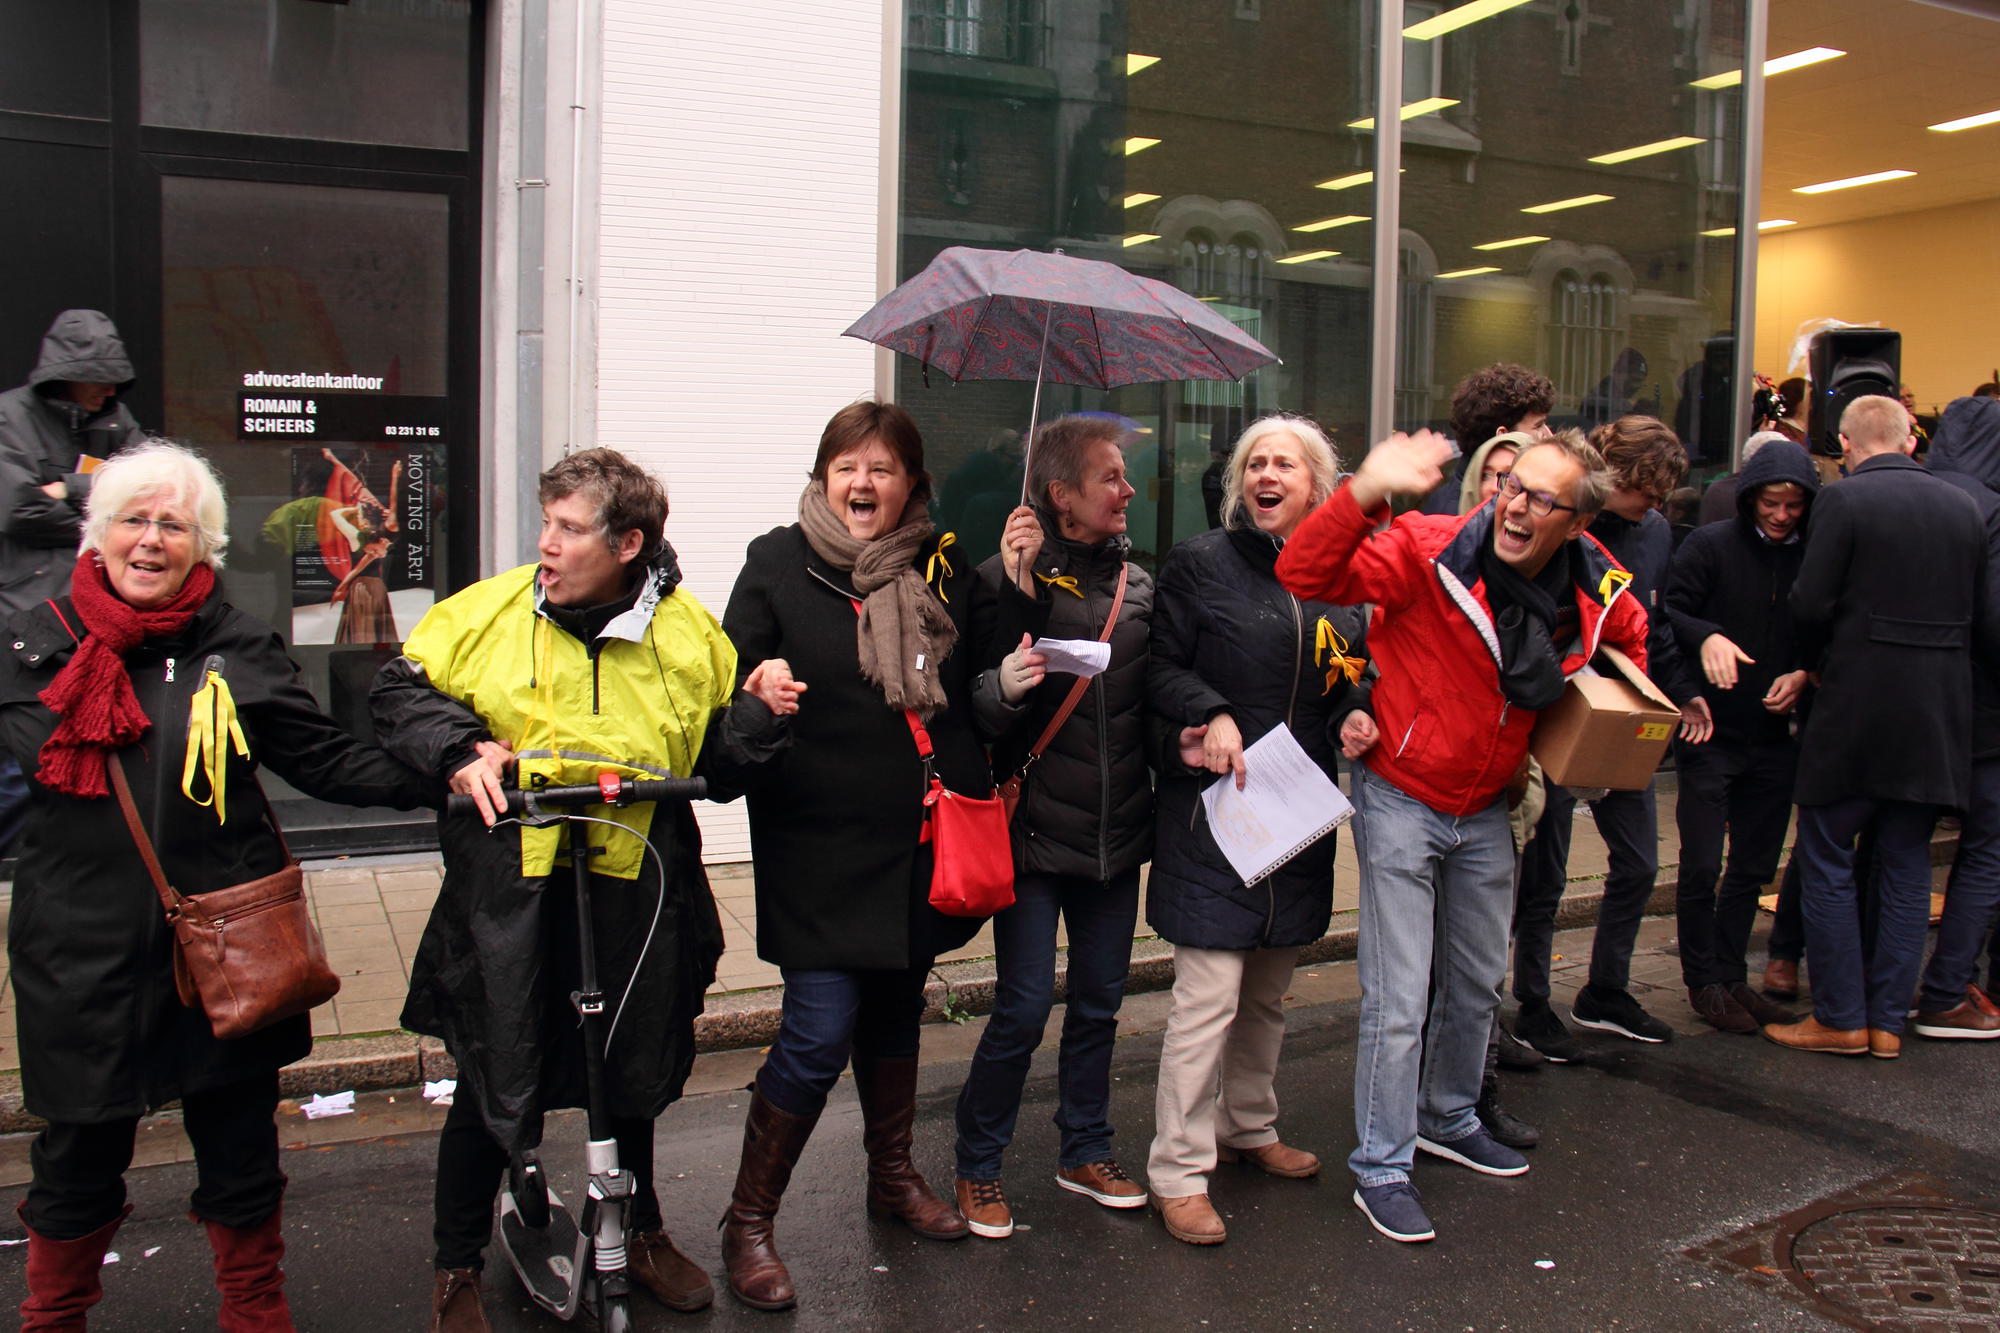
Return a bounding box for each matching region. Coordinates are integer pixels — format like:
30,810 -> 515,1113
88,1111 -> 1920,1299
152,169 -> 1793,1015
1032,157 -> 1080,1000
1348,764 -> 1515,1187
1920,757 -> 2000,1011
954,869 -> 1141,1180
1796,797 -> 1937,1032
757,965 -> 929,1118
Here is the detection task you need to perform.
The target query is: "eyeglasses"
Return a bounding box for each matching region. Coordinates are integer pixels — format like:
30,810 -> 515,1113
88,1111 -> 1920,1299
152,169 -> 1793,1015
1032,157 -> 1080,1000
1492,472 -> 1579,518
110,513 -> 197,541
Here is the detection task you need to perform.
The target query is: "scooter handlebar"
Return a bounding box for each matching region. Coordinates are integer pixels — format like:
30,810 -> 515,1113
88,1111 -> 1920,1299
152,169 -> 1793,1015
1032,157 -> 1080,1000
445,775 -> 707,820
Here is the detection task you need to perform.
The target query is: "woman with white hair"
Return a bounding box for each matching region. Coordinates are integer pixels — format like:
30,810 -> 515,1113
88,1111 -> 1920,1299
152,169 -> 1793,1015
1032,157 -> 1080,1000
1142,413 -> 1378,1244
0,440 -> 433,1330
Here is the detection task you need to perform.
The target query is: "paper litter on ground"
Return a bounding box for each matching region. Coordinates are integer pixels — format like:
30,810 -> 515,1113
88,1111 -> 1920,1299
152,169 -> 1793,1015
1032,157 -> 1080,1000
102,1252 -> 119,1265
423,1079 -> 457,1106
300,1091 -> 357,1119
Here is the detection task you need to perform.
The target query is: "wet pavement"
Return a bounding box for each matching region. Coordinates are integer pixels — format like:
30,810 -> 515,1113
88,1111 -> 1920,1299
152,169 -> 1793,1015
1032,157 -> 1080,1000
5,918 -> 1999,1331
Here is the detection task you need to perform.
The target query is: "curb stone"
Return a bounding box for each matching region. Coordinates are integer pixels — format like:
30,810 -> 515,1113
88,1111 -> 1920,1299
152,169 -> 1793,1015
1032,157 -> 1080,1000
0,832 -> 1957,1136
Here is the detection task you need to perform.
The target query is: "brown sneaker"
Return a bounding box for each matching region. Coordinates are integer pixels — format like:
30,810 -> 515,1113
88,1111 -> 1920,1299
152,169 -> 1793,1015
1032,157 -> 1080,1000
1055,1159 -> 1148,1209
431,1267 -> 489,1333
1762,958 -> 1800,1000
1868,1027 -> 1902,1060
1689,983 -> 1758,1034
1154,1193 -> 1226,1245
1761,1015 -> 1866,1056
628,1228 -> 714,1312
1218,1140 -> 1320,1179
1913,985 -> 2000,1040
954,1178 -> 1014,1239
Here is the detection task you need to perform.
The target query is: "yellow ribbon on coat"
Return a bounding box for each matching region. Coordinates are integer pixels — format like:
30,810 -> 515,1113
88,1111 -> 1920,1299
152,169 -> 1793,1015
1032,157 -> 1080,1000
1597,567 -> 1634,605
1036,572 -> 1084,598
925,531 -> 957,603
183,670 -> 250,825
1314,617 -> 1366,694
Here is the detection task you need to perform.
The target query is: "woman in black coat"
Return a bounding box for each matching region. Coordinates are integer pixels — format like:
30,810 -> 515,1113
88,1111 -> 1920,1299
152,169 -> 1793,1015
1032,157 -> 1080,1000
1141,416 -> 1375,1245
0,442 -> 433,1330
951,414 -> 1156,1237
713,401 -> 1032,1312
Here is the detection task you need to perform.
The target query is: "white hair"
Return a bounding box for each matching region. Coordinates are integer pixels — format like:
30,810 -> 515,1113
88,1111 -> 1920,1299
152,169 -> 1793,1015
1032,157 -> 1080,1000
81,439 -> 229,568
1220,414 -> 1343,531
1740,430 -> 1789,466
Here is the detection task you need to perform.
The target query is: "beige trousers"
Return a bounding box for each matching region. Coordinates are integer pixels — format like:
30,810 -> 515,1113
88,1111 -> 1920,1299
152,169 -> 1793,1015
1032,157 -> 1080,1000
1145,943 -> 1300,1198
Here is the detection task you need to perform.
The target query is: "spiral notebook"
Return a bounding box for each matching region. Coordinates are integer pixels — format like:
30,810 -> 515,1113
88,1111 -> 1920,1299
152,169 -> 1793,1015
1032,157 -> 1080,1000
1200,723 -> 1354,885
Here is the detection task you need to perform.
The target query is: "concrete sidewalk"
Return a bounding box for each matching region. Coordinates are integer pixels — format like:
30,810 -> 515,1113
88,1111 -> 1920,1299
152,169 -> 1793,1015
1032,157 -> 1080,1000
0,771 -> 1955,1128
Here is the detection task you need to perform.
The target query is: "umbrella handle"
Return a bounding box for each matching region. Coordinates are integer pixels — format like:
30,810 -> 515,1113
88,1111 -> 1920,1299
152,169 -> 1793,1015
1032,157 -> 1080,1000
1019,298 -> 1056,507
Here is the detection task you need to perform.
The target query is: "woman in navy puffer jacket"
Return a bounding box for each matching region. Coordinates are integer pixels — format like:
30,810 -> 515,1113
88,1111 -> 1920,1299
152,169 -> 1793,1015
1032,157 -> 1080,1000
1142,414 -> 1376,1245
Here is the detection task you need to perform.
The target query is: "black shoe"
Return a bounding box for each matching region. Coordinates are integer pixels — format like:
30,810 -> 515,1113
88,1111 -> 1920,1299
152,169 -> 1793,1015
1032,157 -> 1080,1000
1572,986 -> 1674,1043
1688,983 -> 1758,1035
1512,1003 -> 1586,1064
1476,1084 -> 1541,1149
1494,1026 -> 1546,1072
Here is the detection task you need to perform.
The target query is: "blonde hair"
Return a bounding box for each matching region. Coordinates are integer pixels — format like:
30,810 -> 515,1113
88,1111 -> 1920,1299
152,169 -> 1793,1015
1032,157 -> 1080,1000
1220,414 -> 1342,531
1840,394 -> 1913,456
81,439 -> 229,568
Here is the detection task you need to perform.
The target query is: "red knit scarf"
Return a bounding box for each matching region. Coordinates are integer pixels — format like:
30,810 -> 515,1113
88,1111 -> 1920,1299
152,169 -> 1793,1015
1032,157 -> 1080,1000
37,551 -> 216,798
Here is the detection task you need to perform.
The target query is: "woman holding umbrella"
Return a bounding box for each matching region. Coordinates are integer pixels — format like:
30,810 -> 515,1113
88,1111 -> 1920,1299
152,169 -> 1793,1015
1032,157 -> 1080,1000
952,413 -> 1156,1238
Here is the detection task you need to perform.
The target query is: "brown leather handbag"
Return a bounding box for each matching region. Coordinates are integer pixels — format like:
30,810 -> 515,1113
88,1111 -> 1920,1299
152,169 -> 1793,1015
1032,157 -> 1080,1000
109,756 -> 341,1040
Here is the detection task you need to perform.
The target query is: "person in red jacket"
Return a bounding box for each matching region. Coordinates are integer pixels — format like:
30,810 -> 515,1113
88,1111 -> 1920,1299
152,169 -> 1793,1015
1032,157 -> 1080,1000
1276,428 -> 1648,1244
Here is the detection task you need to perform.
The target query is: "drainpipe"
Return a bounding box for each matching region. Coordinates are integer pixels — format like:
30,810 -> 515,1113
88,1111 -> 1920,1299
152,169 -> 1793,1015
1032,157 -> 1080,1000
515,0 -> 550,550
1728,0 -> 1769,464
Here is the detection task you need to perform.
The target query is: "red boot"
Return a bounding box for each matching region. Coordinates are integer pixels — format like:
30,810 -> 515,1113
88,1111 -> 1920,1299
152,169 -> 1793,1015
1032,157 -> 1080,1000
18,1201 -> 129,1331
200,1204 -> 295,1332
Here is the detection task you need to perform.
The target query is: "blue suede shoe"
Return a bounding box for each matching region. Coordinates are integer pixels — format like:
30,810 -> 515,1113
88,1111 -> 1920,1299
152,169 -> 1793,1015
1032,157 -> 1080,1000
1416,1127 -> 1531,1177
1352,1181 -> 1436,1243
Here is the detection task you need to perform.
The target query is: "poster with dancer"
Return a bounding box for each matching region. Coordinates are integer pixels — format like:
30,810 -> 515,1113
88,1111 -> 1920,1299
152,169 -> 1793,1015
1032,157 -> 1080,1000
270,445 -> 436,646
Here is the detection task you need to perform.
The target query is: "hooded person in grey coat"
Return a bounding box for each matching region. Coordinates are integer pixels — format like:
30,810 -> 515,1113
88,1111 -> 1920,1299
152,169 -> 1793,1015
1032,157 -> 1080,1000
0,310 -> 142,854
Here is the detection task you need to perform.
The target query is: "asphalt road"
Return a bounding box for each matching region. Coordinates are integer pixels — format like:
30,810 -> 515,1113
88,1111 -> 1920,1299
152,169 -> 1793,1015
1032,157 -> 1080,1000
7,976 -> 2000,1331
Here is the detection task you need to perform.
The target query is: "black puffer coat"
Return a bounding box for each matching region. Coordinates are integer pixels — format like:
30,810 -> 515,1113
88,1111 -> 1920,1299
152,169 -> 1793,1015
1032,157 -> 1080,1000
0,311 -> 141,616
1666,440 -> 1820,746
722,523 -> 996,970
977,521 -> 1153,882
0,589 -> 433,1123
1147,523 -> 1371,950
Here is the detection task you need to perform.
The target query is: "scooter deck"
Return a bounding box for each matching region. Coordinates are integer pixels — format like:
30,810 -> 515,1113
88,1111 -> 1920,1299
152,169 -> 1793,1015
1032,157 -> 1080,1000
498,1187 -> 590,1319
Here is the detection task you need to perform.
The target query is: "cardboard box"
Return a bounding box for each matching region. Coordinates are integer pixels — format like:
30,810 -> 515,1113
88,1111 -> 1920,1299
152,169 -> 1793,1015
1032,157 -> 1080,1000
1530,645 -> 1679,791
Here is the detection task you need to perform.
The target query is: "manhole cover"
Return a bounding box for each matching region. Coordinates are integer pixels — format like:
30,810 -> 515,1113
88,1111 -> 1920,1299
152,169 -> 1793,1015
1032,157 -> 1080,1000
1791,1206 -> 2000,1329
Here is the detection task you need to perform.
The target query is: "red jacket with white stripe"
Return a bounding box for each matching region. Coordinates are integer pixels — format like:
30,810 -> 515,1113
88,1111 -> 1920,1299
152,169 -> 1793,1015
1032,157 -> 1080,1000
1276,483 -> 1650,816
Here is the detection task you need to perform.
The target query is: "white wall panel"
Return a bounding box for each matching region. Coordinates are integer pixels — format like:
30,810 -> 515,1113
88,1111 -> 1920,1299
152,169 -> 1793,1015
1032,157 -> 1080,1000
597,2 -> 891,860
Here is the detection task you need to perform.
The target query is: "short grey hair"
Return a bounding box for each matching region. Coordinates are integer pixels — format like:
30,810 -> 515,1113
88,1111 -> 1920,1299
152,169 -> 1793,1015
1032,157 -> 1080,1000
81,439 -> 229,568
1516,428 -> 1611,519
1740,430 -> 1789,465
1220,414 -> 1342,531
1027,415 -> 1129,520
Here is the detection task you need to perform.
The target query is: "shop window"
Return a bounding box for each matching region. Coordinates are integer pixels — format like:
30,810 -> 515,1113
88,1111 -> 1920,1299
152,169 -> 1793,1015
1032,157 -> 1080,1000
141,0 -> 471,149
0,2 -> 109,119
907,0 -> 1047,66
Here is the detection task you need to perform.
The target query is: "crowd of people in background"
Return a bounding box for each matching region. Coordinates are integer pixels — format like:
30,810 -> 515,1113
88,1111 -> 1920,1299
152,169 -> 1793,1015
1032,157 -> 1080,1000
4,306 -> 2000,1329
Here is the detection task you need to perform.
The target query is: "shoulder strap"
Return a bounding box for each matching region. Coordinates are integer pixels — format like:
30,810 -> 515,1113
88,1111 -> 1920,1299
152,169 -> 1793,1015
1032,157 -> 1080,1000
1015,561 -> 1128,771
108,755 -> 182,914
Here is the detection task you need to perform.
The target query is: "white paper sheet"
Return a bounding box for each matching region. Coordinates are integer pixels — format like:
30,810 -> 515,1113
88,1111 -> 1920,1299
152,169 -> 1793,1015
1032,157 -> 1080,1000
300,1091 -> 356,1120
1199,724 -> 1353,884
1030,637 -> 1111,679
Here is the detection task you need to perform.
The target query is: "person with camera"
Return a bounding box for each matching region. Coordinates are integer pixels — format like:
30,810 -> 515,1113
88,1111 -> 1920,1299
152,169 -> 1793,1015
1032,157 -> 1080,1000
373,448 -> 781,1331
2,441 -> 434,1331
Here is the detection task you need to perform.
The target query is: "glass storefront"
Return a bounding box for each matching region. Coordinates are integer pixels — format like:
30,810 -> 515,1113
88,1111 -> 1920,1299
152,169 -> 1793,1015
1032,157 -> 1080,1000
0,0 -> 480,854
899,0 -> 1755,568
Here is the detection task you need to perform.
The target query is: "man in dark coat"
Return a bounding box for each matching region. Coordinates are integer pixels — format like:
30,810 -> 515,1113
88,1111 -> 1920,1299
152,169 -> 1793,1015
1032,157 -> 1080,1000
0,310 -> 141,854
1666,440 -> 1819,1033
1909,394 -> 2000,1037
1766,395 -> 1998,1058
1512,416 -> 1710,1059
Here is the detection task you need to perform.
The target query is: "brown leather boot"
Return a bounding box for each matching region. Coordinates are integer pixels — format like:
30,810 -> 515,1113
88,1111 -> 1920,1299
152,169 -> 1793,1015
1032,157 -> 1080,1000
853,1055 -> 969,1242
720,1087 -> 821,1311
430,1267 -> 489,1333
19,1202 -> 128,1331
201,1204 -> 294,1332
628,1228 -> 714,1312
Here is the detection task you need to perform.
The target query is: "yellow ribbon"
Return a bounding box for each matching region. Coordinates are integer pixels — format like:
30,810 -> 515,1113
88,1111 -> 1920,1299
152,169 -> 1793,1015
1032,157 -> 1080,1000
1597,567 -> 1634,605
182,670 -> 250,825
925,531 -> 957,603
1036,572 -> 1084,598
1315,617 -> 1366,694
